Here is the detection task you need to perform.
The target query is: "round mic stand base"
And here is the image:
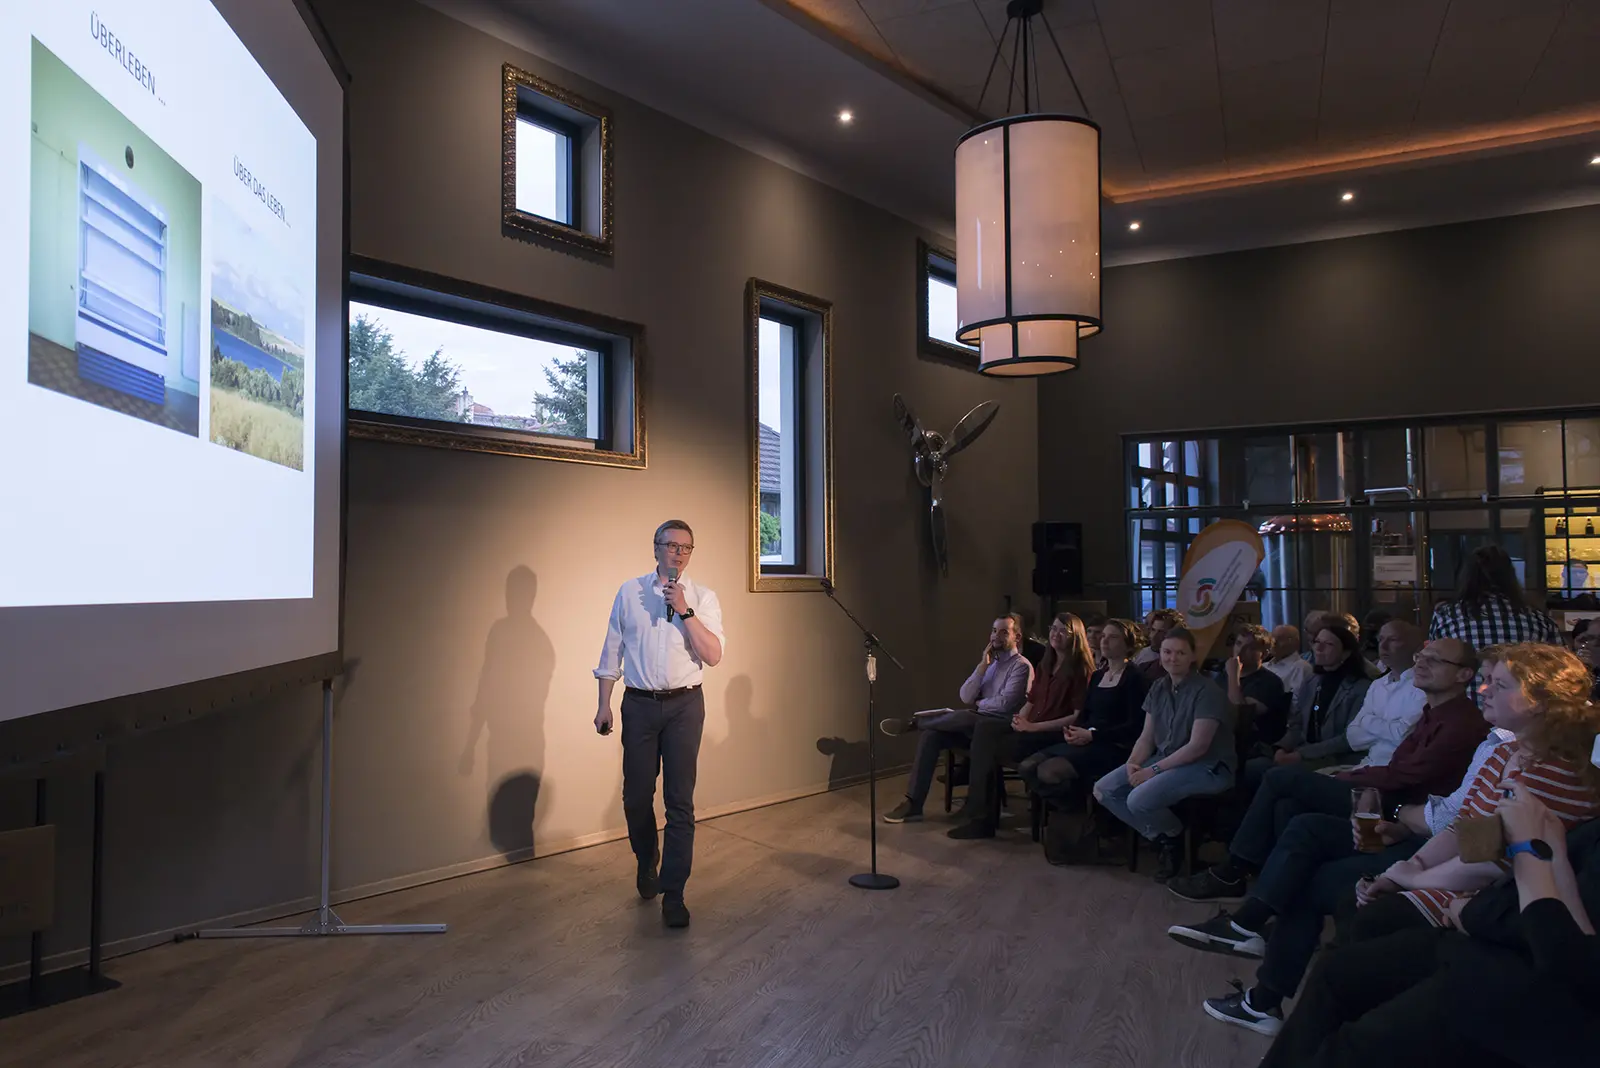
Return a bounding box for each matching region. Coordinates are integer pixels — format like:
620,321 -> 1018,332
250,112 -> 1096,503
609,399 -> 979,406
849,872 -> 901,890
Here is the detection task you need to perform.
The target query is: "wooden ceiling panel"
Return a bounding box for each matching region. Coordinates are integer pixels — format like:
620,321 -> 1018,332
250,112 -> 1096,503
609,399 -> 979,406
974,0 -> 1098,38
1132,107 -> 1228,174
857,0 -> 971,20
772,0 -> 1600,198
1112,41 -> 1222,121
1226,118 -> 1317,161
1094,0 -> 1215,59
1519,3 -> 1600,114
1416,8 -> 1564,127
1211,0 -> 1328,71
1221,57 -> 1322,126
872,2 -> 1008,91
786,0 -> 900,61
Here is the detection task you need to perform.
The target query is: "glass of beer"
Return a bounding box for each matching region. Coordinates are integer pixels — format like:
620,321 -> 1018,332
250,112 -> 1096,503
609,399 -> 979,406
1352,787 -> 1383,853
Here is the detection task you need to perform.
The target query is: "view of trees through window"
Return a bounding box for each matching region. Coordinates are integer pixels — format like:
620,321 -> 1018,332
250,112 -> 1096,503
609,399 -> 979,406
348,302 -> 597,441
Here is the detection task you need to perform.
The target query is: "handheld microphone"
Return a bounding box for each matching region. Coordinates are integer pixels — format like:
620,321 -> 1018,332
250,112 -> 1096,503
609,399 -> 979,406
666,566 -> 679,622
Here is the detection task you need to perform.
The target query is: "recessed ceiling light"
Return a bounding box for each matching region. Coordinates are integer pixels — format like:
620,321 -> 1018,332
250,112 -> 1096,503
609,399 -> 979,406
1590,154 -> 1600,166
1128,221 -> 1141,231
1341,191 -> 1355,202
837,109 -> 854,125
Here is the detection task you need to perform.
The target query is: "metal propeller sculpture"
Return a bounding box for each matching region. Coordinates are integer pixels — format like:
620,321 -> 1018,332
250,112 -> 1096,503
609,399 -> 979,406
893,394 -> 1000,576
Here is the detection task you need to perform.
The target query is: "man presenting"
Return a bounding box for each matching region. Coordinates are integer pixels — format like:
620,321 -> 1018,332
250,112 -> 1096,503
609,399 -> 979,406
594,520 -> 725,929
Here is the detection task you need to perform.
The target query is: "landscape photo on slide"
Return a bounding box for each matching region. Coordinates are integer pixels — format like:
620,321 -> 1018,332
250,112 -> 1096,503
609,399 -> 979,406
208,197 -> 308,471
27,38 -> 203,436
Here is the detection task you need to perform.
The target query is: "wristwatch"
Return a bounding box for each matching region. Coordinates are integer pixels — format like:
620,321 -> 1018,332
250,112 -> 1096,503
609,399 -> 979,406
679,607 -> 696,620
1506,839 -> 1554,861
1149,762 -> 1162,774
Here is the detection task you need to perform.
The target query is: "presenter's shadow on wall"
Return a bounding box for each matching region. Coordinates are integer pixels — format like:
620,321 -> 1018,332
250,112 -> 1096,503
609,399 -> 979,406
458,565 -> 554,860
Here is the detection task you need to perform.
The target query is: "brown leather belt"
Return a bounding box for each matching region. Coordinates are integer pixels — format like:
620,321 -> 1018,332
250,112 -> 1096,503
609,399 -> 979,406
625,684 -> 702,701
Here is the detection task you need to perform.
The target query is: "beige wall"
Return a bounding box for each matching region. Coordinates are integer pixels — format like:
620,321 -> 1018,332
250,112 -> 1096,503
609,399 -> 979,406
1,0 -> 1038,972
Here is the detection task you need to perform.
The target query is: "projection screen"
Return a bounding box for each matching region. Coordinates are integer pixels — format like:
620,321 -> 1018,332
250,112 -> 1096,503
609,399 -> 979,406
0,0 -> 345,724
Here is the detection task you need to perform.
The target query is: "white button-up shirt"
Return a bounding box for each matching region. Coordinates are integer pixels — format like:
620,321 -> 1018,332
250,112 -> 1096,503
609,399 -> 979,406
594,571 -> 725,691
1345,666 -> 1427,768
1266,654 -> 1314,694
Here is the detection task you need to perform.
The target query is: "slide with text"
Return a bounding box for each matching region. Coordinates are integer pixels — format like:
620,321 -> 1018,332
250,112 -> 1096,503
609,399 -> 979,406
0,0 -> 318,607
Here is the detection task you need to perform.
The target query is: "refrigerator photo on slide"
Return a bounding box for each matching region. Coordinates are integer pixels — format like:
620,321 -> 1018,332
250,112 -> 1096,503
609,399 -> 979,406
76,144 -> 171,404
26,36 -> 201,436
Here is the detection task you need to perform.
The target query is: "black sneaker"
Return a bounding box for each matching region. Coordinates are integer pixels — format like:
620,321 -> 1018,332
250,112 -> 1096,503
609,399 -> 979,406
1167,866 -> 1248,903
882,799 -> 923,823
1153,834 -> 1184,883
1167,910 -> 1267,958
662,896 -> 690,928
1202,980 -> 1282,1037
946,820 -> 994,840
878,717 -> 915,737
636,853 -> 660,901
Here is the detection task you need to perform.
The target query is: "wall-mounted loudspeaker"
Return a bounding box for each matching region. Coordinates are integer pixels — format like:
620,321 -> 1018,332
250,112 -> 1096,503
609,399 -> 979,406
1031,521 -> 1082,597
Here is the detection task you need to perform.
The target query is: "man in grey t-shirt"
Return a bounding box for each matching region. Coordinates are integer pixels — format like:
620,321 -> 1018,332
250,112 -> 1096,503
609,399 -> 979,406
1093,627 -> 1235,882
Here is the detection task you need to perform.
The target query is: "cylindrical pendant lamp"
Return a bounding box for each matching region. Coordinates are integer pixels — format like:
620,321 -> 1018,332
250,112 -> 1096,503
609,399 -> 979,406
955,114 -> 1101,376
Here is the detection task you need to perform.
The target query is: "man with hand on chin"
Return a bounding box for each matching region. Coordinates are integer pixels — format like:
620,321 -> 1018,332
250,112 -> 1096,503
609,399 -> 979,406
878,614 -> 1032,824
594,520 -> 725,930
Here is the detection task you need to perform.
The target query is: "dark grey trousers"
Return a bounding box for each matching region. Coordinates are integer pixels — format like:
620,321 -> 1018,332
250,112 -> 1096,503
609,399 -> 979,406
621,687 -> 706,896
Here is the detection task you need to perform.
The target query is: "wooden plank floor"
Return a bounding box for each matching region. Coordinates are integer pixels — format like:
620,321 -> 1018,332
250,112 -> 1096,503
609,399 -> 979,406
0,779 -> 1272,1068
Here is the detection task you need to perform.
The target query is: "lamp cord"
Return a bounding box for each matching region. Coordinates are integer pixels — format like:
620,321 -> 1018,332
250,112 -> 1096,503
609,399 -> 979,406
974,4 -> 1094,122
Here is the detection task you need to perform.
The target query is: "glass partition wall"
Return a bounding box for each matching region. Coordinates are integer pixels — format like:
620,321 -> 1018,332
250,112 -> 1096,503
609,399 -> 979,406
1127,413 -> 1600,632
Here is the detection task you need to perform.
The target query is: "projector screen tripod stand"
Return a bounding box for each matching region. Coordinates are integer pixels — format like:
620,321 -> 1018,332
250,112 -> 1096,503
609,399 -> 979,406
820,580 -> 903,890
192,680 -> 447,940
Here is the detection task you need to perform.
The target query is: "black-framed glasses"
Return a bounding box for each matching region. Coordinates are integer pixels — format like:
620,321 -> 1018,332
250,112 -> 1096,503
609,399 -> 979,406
1414,652 -> 1470,668
655,541 -> 694,556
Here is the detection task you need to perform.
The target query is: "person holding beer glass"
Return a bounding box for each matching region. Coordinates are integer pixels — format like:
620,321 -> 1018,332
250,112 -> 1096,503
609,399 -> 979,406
1341,643 -> 1600,943
1167,637 -> 1488,1036
1257,725 -> 1600,1067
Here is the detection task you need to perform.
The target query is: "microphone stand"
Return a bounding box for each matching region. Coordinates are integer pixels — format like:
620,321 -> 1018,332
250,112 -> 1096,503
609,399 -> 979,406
820,579 -> 904,890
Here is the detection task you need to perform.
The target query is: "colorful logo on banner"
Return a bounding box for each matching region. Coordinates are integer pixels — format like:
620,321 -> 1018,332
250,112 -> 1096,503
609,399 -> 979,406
1176,520 -> 1266,657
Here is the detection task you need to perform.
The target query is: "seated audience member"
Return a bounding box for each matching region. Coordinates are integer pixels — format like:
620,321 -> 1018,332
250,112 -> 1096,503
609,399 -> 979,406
1575,623 -> 1600,700
1298,611 -> 1329,667
1223,624 -> 1292,757
1337,643 -> 1600,943
1133,609 -> 1185,684
1168,639 -> 1493,1033
1092,628 -> 1235,882
950,612 -> 1094,840
1328,620 -> 1428,772
1272,623 -> 1372,773
1019,619 -> 1148,857
1168,636 -> 1484,904
1360,609 -> 1393,664
1265,624 -> 1313,694
1259,780 -> 1600,1067
878,614 -> 1031,823
1429,544 -> 1562,705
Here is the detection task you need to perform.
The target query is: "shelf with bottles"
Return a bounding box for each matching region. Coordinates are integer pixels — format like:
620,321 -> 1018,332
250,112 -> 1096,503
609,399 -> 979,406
1544,502 -> 1600,597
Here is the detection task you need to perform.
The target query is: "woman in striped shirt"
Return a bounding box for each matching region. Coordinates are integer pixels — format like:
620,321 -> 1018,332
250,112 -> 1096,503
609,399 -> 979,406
1349,642 -> 1600,935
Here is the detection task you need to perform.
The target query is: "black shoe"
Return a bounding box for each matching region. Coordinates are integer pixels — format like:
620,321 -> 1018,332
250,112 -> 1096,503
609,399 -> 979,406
947,820 -> 995,840
1154,834 -> 1185,883
1167,866 -> 1248,903
1167,909 -> 1267,958
636,853 -> 660,901
662,896 -> 691,929
1202,980 -> 1282,1036
878,717 -> 915,737
882,799 -> 923,823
